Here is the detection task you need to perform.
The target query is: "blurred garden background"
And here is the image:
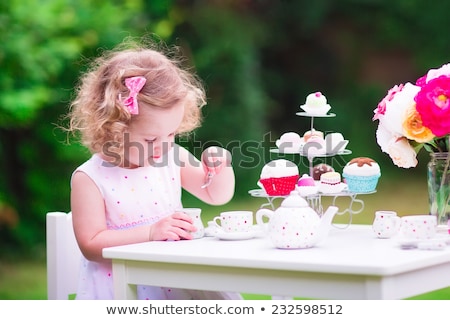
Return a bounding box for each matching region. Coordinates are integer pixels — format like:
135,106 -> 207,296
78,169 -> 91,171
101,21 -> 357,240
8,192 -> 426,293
1,0 -> 449,299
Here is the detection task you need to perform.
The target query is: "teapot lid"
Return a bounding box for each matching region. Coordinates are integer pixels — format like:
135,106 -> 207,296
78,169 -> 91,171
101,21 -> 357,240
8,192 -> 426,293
281,190 -> 309,208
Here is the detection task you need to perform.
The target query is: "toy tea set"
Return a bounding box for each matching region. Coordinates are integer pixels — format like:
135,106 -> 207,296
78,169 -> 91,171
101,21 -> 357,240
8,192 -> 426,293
188,190 -> 339,248
193,92 -> 449,250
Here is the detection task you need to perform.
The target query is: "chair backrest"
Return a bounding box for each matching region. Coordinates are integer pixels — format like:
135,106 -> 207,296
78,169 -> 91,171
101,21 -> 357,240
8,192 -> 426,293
46,211 -> 82,300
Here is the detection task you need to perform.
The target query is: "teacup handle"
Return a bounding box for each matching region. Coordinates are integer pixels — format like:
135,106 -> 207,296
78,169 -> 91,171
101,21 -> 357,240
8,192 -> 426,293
394,216 -> 402,232
212,216 -> 223,229
256,209 -> 273,233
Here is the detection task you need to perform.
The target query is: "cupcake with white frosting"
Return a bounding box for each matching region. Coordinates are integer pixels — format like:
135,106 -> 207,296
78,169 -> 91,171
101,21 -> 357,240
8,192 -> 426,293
319,172 -> 347,194
259,159 -> 299,196
343,157 -> 381,193
276,132 -> 303,153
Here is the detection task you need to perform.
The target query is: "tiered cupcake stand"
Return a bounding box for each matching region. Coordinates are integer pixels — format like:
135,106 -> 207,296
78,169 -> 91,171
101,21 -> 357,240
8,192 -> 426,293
249,111 -> 375,225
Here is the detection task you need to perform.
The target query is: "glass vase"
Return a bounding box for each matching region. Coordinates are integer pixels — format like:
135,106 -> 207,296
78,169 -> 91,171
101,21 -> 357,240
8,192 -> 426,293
427,152 -> 450,227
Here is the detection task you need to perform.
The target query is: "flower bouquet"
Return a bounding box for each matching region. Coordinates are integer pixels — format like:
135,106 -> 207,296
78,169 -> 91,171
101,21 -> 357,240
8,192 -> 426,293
372,62 -> 450,226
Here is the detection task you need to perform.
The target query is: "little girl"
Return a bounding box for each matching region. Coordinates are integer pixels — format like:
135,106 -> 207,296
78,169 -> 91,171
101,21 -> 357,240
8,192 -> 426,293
67,40 -> 241,300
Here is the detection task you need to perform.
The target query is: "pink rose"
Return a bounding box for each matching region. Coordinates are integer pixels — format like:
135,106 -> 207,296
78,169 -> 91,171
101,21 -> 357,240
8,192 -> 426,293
415,75 -> 427,87
415,75 -> 450,137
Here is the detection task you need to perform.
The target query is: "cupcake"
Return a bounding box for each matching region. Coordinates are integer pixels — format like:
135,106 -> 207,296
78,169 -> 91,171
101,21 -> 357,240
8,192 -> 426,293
259,159 -> 299,196
312,163 -> 335,181
303,129 -> 324,142
299,92 -> 331,115
296,174 -> 318,197
319,172 -> 347,194
276,132 -> 303,153
324,132 -> 349,154
303,136 -> 326,157
342,157 -> 381,193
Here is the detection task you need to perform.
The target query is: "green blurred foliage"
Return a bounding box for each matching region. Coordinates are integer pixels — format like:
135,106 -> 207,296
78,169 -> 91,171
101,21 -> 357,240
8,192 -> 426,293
0,0 -> 449,253
0,0 -> 150,253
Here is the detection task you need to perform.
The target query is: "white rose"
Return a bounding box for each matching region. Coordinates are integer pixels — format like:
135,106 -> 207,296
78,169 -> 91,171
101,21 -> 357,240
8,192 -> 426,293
376,124 -> 418,168
376,123 -> 396,154
379,82 -> 420,136
387,137 -> 418,168
426,63 -> 450,81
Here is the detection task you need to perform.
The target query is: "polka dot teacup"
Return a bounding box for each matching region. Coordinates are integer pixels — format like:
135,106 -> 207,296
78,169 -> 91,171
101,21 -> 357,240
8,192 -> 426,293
400,215 -> 437,240
213,211 -> 253,233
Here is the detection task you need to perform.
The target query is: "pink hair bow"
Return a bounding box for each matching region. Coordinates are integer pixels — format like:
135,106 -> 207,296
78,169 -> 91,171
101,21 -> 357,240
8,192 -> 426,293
123,76 -> 146,115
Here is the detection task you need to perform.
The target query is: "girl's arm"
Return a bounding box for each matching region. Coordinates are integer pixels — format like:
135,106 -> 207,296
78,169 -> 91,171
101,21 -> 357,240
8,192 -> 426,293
179,145 -> 235,205
71,171 -> 196,262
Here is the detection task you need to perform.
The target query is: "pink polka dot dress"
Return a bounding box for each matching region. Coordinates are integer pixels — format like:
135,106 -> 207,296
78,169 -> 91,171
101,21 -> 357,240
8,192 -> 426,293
72,148 -> 240,300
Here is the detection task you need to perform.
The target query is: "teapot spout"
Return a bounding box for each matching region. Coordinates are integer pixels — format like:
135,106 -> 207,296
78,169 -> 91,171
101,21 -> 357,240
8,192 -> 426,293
316,206 -> 339,244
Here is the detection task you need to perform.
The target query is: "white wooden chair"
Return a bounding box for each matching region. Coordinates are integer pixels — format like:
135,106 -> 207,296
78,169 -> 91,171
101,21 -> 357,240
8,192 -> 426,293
46,211 -> 82,299
46,212 -> 288,300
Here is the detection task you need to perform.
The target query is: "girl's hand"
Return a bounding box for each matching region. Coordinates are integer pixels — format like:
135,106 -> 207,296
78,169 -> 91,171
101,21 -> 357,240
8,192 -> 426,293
201,146 -> 231,175
148,212 -> 196,241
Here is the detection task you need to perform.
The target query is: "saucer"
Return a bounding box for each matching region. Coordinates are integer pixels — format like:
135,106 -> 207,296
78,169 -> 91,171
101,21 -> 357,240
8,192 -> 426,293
203,227 -> 217,237
215,230 -> 258,241
397,234 -> 450,249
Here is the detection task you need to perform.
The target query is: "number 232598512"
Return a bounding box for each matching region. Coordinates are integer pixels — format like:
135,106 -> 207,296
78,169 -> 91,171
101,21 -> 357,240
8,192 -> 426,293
271,304 -> 343,315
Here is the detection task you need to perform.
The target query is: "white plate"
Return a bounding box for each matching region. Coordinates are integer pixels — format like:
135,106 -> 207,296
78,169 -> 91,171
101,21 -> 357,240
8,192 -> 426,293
298,105 -> 331,115
397,234 -> 450,248
296,111 -> 336,118
215,231 -> 258,241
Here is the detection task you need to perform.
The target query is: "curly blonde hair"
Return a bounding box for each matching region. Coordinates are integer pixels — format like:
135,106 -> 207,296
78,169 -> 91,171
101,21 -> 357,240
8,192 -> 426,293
67,40 -> 205,156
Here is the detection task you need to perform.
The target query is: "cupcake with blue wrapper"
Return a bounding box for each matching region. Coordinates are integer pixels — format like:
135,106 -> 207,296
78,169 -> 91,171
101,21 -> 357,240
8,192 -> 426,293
342,157 -> 381,193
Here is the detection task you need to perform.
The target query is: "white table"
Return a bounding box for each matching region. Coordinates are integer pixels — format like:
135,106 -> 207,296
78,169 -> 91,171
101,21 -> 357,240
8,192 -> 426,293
102,224 -> 450,299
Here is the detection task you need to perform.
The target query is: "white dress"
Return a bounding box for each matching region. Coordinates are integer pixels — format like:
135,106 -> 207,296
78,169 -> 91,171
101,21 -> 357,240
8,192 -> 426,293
72,148 -> 241,300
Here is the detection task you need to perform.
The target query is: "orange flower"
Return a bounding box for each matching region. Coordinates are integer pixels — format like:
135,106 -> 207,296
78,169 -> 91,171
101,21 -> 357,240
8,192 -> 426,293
402,104 -> 435,143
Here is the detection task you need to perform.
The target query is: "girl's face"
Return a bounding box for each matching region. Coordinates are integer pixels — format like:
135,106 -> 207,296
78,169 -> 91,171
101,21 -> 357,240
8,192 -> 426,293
123,101 -> 185,168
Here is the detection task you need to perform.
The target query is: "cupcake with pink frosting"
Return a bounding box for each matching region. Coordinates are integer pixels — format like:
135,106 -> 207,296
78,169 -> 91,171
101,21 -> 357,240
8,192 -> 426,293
296,174 -> 319,197
300,92 -> 331,115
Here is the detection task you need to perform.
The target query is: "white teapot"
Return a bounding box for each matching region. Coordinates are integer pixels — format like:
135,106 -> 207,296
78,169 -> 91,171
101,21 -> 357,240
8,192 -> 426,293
256,190 -> 338,249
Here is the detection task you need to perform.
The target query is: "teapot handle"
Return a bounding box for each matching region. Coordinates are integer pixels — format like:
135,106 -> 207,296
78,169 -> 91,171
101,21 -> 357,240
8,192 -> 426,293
256,209 -> 273,233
